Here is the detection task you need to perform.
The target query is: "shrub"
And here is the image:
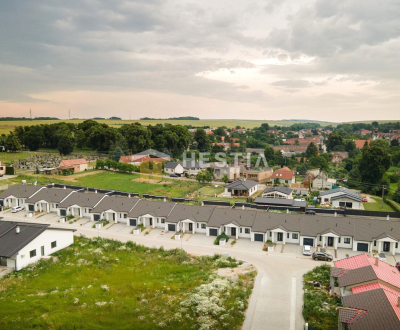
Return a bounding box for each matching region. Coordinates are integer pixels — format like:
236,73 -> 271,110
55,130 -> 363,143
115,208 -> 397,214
214,232 -> 229,245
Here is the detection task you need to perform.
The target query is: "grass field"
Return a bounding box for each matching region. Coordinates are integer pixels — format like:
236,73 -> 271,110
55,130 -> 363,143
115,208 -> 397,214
363,197 -> 396,212
198,186 -> 225,196
0,237 -> 255,330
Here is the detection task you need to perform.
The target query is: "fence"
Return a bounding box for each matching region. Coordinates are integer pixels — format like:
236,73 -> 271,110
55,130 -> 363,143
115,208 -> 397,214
203,200 -> 231,207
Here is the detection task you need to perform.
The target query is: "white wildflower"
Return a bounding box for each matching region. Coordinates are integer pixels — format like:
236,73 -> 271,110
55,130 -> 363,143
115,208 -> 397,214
74,297 -> 79,304
95,302 -> 107,307
101,285 -> 109,291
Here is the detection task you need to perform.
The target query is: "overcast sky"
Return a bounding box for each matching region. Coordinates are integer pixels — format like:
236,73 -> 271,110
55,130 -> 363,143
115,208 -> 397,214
1,0 -> 400,121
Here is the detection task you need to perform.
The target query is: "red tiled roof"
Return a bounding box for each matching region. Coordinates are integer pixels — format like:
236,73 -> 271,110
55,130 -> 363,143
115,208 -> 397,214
271,167 -> 294,180
354,140 -> 371,149
119,155 -> 150,163
60,159 -> 88,165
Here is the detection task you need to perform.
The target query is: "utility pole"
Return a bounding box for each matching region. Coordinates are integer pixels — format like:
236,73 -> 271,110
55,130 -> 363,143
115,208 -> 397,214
381,185 -> 386,209
29,108 -> 32,120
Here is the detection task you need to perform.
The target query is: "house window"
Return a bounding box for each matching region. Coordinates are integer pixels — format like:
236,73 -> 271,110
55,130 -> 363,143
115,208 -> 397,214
124,214 -> 127,219
319,236 -> 321,241
201,224 -> 206,229
240,228 -> 242,233
161,219 -> 165,224
269,232 -> 271,237
245,228 -> 250,234
344,238 -> 351,244
287,233 -> 289,238
396,243 -> 399,249
338,238 -> 341,243
30,249 -> 36,258
197,223 -> 199,228
292,233 -> 298,239
51,241 -> 57,248
374,241 -> 376,246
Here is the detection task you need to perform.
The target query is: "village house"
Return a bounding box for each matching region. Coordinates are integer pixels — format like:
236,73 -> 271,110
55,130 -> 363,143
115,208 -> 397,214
127,200 -> 176,228
262,186 -> 293,199
0,161 -> 6,176
0,184 -> 44,209
319,188 -> 362,209
270,167 -> 295,185
223,179 -> 258,197
24,188 -> 76,213
58,159 -> 88,173
0,221 -> 75,271
242,167 -> 273,183
57,191 -> 107,218
90,195 -> 139,222
354,139 -> 371,149
330,152 -> 348,167
312,172 -> 336,189
211,163 -> 241,181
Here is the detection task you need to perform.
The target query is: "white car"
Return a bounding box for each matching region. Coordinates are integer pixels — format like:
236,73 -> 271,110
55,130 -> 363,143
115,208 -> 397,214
11,206 -> 24,213
303,245 -> 312,256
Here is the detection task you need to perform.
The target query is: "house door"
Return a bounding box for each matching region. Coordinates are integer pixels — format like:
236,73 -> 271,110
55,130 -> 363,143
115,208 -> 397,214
328,237 -> 334,247
112,213 -> 116,221
277,233 -> 283,242
383,242 -> 390,252
189,223 -> 193,232
149,218 -> 153,226
231,228 -> 236,237
41,246 -> 45,256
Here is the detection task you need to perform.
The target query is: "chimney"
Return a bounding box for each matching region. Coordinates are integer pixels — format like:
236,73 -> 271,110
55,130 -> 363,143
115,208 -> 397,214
95,190 -> 97,194
398,295 -> 400,308
375,257 -> 379,266
334,212 -> 337,217
387,215 -> 390,221
16,226 -> 20,234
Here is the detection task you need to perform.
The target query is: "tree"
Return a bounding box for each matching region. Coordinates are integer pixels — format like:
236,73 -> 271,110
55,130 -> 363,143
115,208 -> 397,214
261,123 -> 269,131
308,155 -> 329,172
390,139 -> 399,148
222,174 -> 229,184
4,132 -> 21,152
109,146 -> 124,162
370,139 -> 389,150
25,126 -> 45,151
344,140 -> 356,152
372,121 -> 379,127
326,132 -> 343,151
393,187 -> 400,203
305,142 -> 318,158
358,146 -> 391,186
57,134 -> 74,156
264,145 -> 275,161
194,129 -> 211,152
96,159 -> 105,169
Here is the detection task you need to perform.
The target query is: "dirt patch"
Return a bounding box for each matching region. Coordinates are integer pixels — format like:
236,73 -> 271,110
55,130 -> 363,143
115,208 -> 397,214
217,262 -> 256,283
131,177 -> 172,184
37,170 -> 103,182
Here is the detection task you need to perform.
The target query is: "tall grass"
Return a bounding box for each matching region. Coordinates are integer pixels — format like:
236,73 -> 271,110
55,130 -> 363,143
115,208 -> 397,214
0,237 -> 255,330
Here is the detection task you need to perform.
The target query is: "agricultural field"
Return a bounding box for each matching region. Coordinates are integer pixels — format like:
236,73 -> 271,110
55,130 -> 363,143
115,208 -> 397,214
0,119 -> 340,135
0,237 -> 255,330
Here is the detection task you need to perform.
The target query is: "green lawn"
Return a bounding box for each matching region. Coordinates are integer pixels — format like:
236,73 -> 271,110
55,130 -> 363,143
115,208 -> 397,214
0,237 -> 255,330
363,197 -> 396,212
303,265 -> 341,330
199,186 -> 225,196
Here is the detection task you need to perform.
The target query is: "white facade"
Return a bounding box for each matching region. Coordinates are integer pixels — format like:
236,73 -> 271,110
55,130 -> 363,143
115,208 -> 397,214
331,198 -> 361,210
3,196 -> 27,208
7,229 -> 74,271
164,164 -> 184,175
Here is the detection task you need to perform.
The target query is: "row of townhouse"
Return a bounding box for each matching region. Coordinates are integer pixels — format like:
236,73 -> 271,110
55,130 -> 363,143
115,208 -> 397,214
2,185 -> 400,255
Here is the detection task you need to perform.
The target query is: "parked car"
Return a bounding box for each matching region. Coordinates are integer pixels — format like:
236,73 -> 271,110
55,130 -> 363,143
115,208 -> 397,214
301,191 -> 308,196
11,206 -> 24,213
303,245 -> 312,256
362,197 -> 368,202
305,210 -> 316,215
0,174 -> 3,177
169,174 -> 178,177
312,252 -> 333,262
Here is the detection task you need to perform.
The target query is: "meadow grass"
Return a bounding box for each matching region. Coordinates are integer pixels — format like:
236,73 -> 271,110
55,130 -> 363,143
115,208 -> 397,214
363,197 -> 396,212
0,237 -> 255,330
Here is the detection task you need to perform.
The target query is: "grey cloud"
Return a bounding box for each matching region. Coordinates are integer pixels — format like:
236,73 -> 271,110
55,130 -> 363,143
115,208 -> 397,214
271,80 -> 311,89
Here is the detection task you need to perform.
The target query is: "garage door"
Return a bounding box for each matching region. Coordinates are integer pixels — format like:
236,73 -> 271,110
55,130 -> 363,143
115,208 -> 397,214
357,243 -> 369,252
93,214 -> 100,221
129,219 -> 137,226
254,233 -> 264,242
60,209 -> 67,216
303,238 -> 314,246
209,228 -> 218,236
168,224 -> 176,232
28,204 -> 35,211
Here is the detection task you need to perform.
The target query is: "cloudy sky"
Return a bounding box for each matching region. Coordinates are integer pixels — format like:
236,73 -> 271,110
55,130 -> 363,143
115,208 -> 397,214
1,0 -> 400,121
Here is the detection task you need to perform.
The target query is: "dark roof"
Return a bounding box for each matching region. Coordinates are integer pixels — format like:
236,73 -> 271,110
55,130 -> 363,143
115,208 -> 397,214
263,186 -> 294,196
338,266 -> 378,287
0,185 -> 43,200
128,200 -> 177,218
91,196 -> 139,213
207,208 -> 256,228
254,197 -> 307,208
225,179 -> 258,190
25,188 -> 75,204
342,289 -> 400,330
58,191 -> 107,209
164,162 -> 183,169
320,188 -> 362,202
166,204 -> 215,224
164,161 -> 208,170
0,221 -> 75,258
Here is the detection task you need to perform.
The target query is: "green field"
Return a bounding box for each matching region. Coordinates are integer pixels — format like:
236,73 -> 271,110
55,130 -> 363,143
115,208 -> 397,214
0,237 -> 255,330
363,197 -> 396,212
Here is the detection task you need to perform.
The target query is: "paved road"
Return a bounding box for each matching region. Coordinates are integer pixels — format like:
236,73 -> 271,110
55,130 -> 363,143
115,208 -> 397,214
1,213 -> 318,330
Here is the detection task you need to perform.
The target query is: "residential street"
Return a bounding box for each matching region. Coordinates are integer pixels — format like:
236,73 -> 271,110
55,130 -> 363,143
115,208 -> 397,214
0,212 -> 321,330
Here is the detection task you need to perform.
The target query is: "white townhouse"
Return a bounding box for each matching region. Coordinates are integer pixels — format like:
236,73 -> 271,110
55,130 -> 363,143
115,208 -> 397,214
127,200 -> 177,228
0,221 -> 75,271
90,196 -> 139,222
57,191 -> 107,218
164,204 -> 215,234
0,184 -> 44,209
24,188 -> 76,213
